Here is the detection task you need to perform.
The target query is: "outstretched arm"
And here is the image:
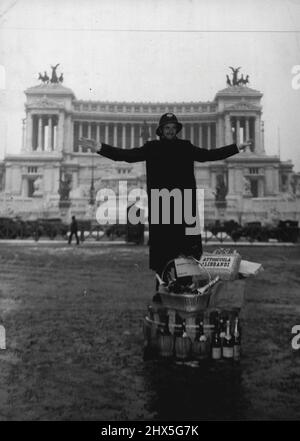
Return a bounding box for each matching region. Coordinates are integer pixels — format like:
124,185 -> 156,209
192,141 -> 252,162
100,143 -> 148,163
78,138 -> 148,163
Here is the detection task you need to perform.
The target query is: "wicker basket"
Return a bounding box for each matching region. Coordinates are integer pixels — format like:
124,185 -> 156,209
159,257 -> 213,312
159,290 -> 211,312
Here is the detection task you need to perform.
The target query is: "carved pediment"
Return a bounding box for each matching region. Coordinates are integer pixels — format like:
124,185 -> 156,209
26,96 -> 64,109
226,101 -> 261,111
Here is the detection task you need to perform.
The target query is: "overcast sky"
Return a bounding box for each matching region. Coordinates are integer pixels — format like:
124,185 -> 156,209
0,0 -> 300,170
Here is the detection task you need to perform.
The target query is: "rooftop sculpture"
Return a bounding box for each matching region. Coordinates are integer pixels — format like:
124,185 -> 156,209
227,67 -> 249,86
38,64 -> 64,84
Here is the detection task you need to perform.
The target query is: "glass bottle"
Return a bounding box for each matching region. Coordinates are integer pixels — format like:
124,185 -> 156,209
222,319 -> 234,359
211,321 -> 222,361
233,316 -> 241,361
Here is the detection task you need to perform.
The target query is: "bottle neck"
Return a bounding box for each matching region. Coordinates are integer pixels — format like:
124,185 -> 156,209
225,320 -> 231,338
234,318 -> 240,337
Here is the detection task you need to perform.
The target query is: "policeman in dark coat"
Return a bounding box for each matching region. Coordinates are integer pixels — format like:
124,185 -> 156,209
80,113 -> 250,277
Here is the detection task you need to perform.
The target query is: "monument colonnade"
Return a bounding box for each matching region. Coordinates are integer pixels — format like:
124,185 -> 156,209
23,109 -> 261,153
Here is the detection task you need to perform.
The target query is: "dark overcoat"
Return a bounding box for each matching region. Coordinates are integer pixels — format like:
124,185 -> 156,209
70,218 -> 78,233
98,138 -> 239,274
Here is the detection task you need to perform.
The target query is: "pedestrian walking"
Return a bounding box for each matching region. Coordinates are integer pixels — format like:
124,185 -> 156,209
68,215 -> 80,245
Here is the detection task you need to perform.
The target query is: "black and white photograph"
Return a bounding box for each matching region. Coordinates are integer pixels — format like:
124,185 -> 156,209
0,0 -> 300,424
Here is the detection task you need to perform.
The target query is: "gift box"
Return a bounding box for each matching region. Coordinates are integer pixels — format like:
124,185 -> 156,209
198,252 -> 241,281
208,279 -> 246,311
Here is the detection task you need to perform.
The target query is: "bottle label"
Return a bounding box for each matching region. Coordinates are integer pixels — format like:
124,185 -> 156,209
223,346 -> 234,358
212,347 -> 222,360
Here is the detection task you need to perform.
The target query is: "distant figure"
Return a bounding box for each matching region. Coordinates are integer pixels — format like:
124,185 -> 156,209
68,215 -> 79,245
59,172 -> 72,201
237,74 -> 244,85
38,71 -> 49,84
215,174 -> 227,202
43,71 -> 50,83
229,66 -> 241,85
50,64 -> 60,83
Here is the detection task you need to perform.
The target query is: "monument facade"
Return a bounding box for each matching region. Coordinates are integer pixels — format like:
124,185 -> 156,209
1,67 -> 299,224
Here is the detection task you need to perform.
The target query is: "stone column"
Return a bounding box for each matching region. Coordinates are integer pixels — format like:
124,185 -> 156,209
77,122 -> 82,152
225,114 -> 232,144
207,123 -> 211,149
105,124 -> 109,144
88,123 -> 91,139
26,113 -> 33,151
245,118 -> 250,141
56,113 -> 64,152
37,116 -> 43,151
131,125 -> 135,148
215,118 -> 221,147
47,116 -> 52,151
254,116 -> 261,153
96,124 -> 100,143
154,124 -> 159,140
122,124 -> 126,148
190,124 -> 194,144
56,115 -> 60,151
68,116 -> 74,153
236,118 -> 240,145
113,124 -> 118,145
273,165 -> 279,194
198,124 -> 202,147
182,125 -> 186,139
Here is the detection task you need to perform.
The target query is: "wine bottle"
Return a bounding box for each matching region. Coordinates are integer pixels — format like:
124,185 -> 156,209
182,320 -> 188,338
198,321 -> 208,359
175,320 -> 192,361
164,315 -> 171,335
219,317 -> 226,348
211,321 -> 222,361
233,316 -> 241,361
222,319 -> 234,359
157,316 -> 174,358
197,276 -> 220,295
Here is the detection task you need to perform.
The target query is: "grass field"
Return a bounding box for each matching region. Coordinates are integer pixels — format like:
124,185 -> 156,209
0,243 -> 299,421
